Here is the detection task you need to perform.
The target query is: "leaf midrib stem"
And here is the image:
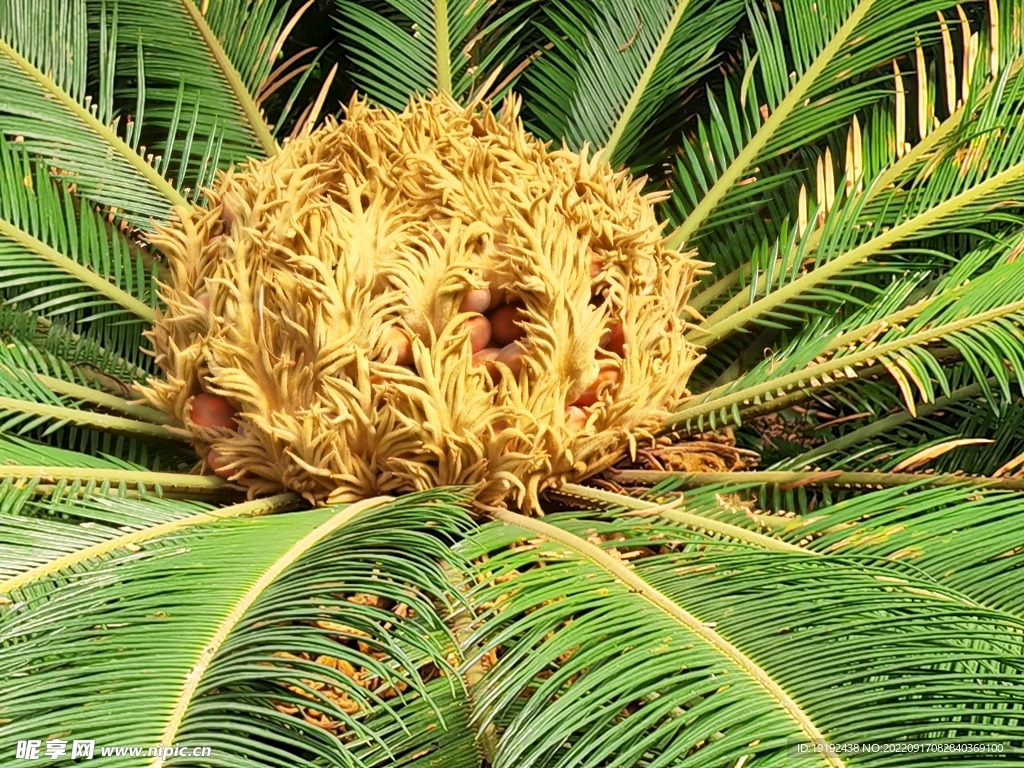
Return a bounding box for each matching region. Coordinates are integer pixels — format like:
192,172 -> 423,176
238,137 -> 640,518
0,39 -> 188,210
669,298 -> 1024,424
665,0 -> 877,250
153,496 -> 389,762
492,508 -> 844,768
695,160 -> 1024,345
179,0 -> 278,156
434,0 -> 452,95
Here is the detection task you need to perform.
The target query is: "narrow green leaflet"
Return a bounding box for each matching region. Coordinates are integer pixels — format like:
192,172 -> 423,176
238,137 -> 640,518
0,318 -> 177,464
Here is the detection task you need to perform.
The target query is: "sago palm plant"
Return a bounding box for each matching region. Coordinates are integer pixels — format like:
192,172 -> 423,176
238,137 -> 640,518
2,0 -> 1024,765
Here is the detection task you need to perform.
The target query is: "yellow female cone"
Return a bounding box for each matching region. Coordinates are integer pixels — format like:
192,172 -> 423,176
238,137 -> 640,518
140,95 -> 701,512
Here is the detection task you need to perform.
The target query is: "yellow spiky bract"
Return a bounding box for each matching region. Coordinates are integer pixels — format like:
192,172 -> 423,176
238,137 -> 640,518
139,94 -> 700,512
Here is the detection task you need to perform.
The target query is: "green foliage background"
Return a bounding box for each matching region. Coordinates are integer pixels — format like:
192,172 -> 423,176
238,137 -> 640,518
2,0 -> 1024,766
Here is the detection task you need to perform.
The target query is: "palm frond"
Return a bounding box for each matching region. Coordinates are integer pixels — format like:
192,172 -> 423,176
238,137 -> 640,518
461,507 -> 1024,767
632,478 -> 1024,617
0,332 -> 185,451
0,469 -> 251,583
0,327 -> 168,421
761,484 -> 1024,615
0,303 -> 154,385
0,328 -> 193,463
0,136 -> 157,325
0,15 -> 186,229
520,0 -> 745,169
0,491 -> 475,767
694,29 -> 1024,345
687,16 -> 1020,316
335,0 -> 535,110
766,378 -> 1024,476
0,365 -> 176,442
102,0 -> 290,175
0,0 -> 90,102
665,0 -> 981,251
674,233 -> 1024,432
662,71 -> 811,283
0,432 -> 186,472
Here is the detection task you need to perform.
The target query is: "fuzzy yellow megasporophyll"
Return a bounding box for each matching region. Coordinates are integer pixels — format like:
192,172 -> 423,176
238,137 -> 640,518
139,95 -> 701,512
